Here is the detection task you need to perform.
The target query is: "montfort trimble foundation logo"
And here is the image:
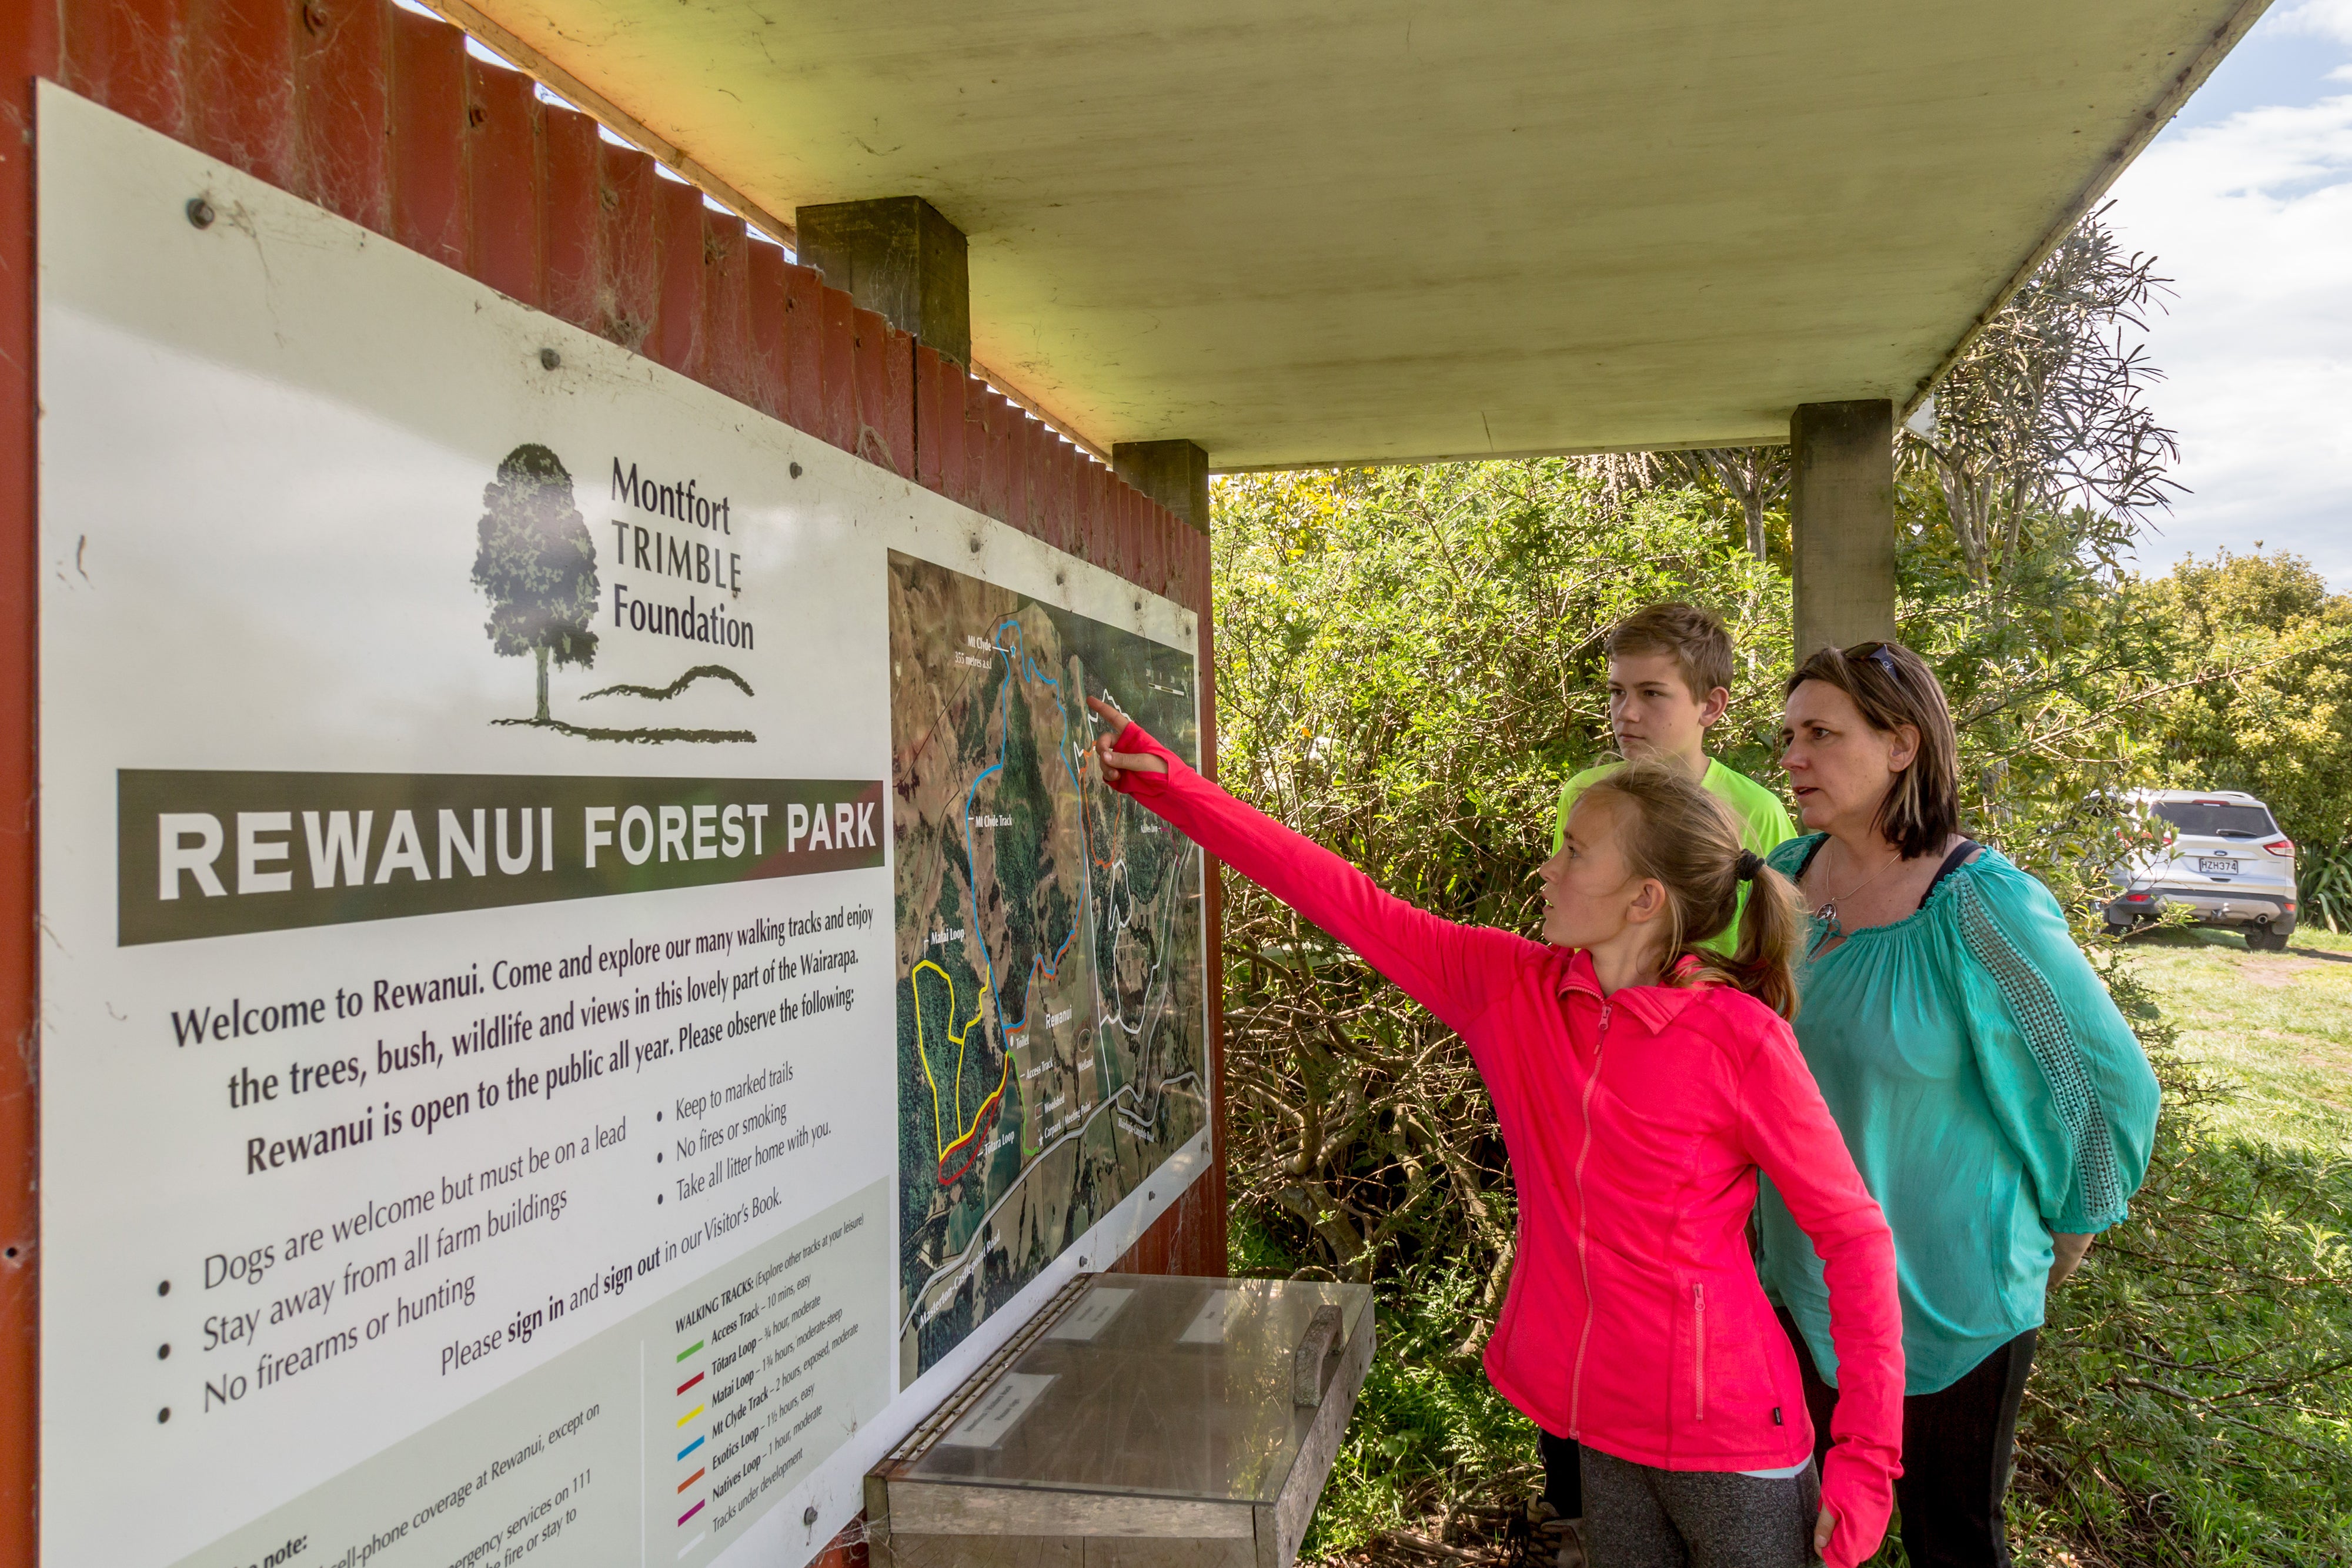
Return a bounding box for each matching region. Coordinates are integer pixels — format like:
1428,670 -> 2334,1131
470,443 -> 756,744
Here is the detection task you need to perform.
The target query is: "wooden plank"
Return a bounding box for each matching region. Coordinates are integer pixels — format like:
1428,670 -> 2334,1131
62,0 -> 189,139
387,4 -> 466,270
539,102 -> 600,333
820,284 -> 858,454
933,356 -> 970,507
960,385 -> 988,517
57,0 -> 114,110
597,141 -> 660,355
744,236 -> 789,421
1044,430 -> 1077,557
1148,496 -> 1170,594
1100,462 -> 1125,573
782,259 -> 827,440
1002,401 -> 1032,537
0,8 -> 58,1562
1140,499 -> 1167,598
652,176 -> 706,377
913,345 -> 947,494
981,390 -> 1014,525
954,370 -> 991,512
1125,485 -> 1148,587
1139,493 -> 1162,592
1117,480 -> 1143,585
463,57 -> 540,304
850,307 -> 906,476
1271,1309 -> 1376,1568
701,210 -> 753,406
1020,417 -> 1053,546
1073,456 -> 1105,569
995,390 -> 1024,526
295,0 -> 390,233
885,326 -> 917,479
190,0 -> 295,188
1163,509 -> 1190,605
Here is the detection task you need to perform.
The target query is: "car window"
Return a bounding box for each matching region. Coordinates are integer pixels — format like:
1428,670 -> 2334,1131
2154,801 -> 2277,840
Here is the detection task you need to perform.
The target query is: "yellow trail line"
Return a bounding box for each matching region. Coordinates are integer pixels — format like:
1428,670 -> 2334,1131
910,960 -> 1001,1161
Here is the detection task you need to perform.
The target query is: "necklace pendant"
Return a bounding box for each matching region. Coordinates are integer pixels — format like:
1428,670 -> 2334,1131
1818,899 -> 1840,934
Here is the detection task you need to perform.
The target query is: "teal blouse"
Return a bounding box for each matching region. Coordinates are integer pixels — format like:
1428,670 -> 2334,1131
1756,835 -> 2162,1395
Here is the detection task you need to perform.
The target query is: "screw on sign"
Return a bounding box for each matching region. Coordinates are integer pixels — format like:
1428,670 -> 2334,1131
185,198 -> 215,229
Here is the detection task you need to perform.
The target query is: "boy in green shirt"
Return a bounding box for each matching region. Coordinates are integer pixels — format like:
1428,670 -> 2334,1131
1552,603 -> 1795,954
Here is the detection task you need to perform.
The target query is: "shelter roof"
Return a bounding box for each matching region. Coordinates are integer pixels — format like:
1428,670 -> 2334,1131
443,0 -> 2264,467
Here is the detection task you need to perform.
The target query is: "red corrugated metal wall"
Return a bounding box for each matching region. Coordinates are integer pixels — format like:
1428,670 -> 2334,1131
0,4 -> 1227,1562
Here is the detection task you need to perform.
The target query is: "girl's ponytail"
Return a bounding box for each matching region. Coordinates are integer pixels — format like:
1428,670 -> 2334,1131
1713,861 -> 1801,1021
1579,761 -> 1802,1020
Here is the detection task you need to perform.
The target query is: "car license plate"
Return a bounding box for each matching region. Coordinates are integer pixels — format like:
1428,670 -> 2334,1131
2199,856 -> 2239,874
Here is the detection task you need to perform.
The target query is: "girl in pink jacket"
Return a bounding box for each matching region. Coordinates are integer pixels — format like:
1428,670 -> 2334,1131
1088,699 -> 1903,1568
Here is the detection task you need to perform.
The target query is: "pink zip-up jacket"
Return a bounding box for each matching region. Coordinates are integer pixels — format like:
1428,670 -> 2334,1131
1103,724 -> 1904,1567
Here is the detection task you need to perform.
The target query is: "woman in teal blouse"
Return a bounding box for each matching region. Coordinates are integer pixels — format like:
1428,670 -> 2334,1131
1756,641 -> 2160,1568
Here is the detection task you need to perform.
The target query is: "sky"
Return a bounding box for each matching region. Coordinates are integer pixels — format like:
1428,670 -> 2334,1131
2104,0 -> 2352,585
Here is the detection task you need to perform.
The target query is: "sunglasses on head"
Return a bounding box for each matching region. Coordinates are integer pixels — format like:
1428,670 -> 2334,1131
1851,643 -> 1901,681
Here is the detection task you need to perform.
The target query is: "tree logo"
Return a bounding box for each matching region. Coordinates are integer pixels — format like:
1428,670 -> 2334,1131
472,444 -> 754,743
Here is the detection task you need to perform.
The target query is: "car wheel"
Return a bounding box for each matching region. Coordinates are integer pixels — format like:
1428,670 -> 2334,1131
2103,921 -> 2132,940
2249,929 -> 2289,952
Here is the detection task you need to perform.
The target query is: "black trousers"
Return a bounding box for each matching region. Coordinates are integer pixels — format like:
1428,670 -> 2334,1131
1778,1307 -> 2037,1568
1540,1427 -> 1583,1517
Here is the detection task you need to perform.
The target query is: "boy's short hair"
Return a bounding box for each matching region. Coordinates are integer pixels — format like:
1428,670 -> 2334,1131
1606,603 -> 1734,700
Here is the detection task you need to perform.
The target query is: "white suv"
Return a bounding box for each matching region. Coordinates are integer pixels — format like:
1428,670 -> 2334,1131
2105,788 -> 2298,950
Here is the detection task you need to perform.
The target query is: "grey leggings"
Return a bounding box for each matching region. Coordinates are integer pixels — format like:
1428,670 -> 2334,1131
1581,1446 -> 1821,1568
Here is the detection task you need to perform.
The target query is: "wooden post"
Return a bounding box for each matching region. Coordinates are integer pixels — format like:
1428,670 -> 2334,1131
1112,439 -> 1212,536
793,196 -> 971,369
1789,399 -> 1896,660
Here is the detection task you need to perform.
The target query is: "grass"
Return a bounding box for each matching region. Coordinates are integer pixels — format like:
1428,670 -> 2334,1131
1288,922 -> 2352,1567
2117,922 -> 2352,1154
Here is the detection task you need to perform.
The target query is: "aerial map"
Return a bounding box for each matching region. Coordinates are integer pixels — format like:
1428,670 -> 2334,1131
886,552 -> 1210,1381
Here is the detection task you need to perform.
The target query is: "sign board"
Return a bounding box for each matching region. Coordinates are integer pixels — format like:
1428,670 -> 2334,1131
35,82 -> 1212,1568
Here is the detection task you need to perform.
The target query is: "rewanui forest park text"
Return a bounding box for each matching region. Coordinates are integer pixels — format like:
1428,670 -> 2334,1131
114,771 -> 886,945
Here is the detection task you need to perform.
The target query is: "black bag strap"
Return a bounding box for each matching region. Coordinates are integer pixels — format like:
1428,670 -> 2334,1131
1795,834 -> 1829,880
1917,838 -> 1982,910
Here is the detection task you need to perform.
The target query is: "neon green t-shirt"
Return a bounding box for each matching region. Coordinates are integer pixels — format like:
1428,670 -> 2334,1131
1552,757 -> 1798,954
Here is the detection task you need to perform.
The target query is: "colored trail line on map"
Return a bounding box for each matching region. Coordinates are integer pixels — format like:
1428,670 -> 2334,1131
907,615 -> 1110,1185
910,959 -> 1007,1177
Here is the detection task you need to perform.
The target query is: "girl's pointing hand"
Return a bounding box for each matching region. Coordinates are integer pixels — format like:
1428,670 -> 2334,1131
1086,695 -> 1168,778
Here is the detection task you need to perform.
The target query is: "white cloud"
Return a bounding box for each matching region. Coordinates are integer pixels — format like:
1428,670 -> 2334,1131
2281,0 -> 2352,45
2105,86 -> 2352,584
